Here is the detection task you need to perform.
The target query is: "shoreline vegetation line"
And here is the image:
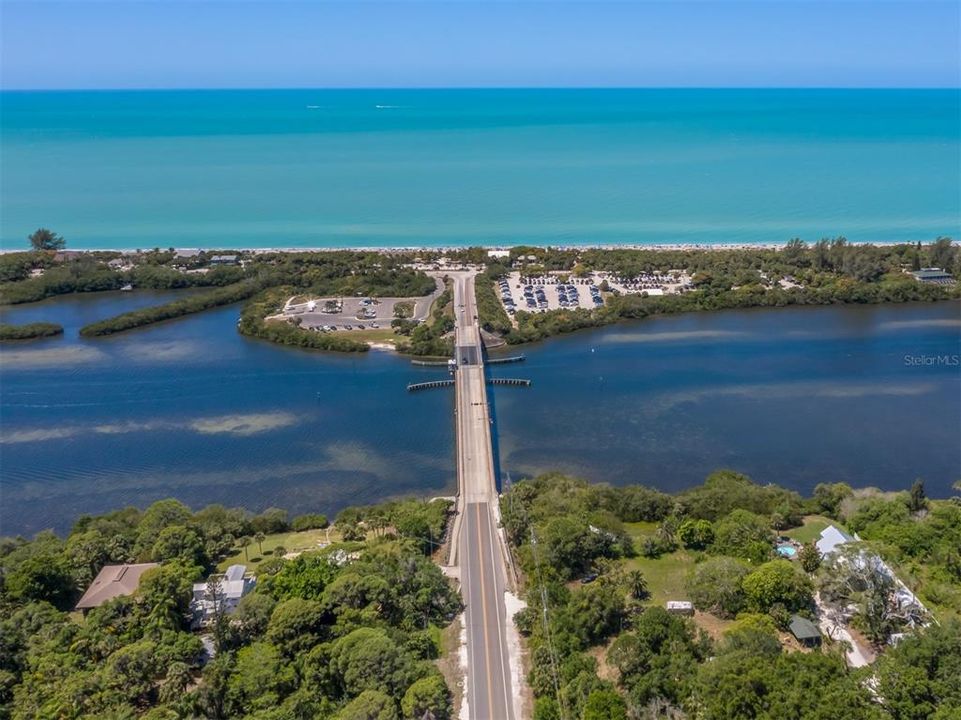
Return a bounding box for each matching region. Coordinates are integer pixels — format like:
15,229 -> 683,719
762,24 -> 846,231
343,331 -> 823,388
1,237 -> 957,356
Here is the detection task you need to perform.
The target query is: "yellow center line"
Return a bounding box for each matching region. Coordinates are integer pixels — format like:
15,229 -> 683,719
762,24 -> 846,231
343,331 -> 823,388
474,502 -> 496,718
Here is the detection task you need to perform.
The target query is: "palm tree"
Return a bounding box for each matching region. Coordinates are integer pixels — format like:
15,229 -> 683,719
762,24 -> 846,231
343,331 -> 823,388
28,228 -> 65,252
627,570 -> 648,601
239,536 -> 252,561
159,661 -> 193,705
254,532 -> 265,555
658,517 -> 678,548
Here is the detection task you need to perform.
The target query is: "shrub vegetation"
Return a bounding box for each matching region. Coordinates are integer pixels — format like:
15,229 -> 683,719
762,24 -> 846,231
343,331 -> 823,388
501,470 -> 961,719
0,497 -> 460,719
0,321 -> 64,341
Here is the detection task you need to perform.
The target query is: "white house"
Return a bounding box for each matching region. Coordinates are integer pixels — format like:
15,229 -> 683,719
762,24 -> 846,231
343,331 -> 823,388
191,564 -> 256,627
817,525 -> 929,629
816,525 -> 855,557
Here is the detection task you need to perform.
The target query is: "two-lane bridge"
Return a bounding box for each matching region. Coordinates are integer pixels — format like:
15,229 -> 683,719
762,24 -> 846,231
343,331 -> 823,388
449,272 -> 516,720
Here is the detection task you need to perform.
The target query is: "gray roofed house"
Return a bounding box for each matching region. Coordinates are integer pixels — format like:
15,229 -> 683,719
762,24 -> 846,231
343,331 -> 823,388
190,564 -> 256,628
789,615 -> 822,646
75,563 -> 160,613
911,268 -> 955,285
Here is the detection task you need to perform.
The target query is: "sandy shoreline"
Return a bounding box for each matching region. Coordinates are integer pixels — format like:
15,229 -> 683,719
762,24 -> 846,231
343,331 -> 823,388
0,239 -> 927,255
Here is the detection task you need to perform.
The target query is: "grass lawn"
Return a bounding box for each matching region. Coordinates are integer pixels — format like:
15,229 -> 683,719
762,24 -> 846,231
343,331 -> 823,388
623,551 -> 697,606
217,527 -> 342,571
691,611 -> 735,641
622,521 -> 697,606
623,521 -> 658,539
332,328 -> 402,345
783,515 -> 844,544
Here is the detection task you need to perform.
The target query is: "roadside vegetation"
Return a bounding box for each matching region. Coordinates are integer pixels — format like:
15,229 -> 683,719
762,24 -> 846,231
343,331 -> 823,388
392,281 -> 455,357
0,321 -> 64,342
501,471 -> 961,719
474,268 -> 513,335
0,497 -> 460,720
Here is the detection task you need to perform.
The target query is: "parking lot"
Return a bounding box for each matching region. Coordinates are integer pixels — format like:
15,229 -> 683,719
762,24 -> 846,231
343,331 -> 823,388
275,278 -> 444,332
497,271 -> 604,315
495,270 -> 694,318
602,270 -> 693,295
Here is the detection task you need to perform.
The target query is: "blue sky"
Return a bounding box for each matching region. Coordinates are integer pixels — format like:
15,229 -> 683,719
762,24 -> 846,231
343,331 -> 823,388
1,1 -> 958,89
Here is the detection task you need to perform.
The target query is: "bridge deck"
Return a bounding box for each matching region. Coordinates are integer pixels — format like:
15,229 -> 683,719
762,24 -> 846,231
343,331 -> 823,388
452,272 -> 516,720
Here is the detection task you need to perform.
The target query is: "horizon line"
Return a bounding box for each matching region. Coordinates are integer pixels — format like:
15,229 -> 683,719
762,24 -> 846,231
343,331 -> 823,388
2,85 -> 959,93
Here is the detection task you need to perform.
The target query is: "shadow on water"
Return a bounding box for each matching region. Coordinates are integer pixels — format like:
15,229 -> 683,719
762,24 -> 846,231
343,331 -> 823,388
483,346 -> 508,494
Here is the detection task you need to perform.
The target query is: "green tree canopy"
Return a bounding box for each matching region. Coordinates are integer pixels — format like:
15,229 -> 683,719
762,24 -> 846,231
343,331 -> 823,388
686,556 -> 751,618
329,627 -> 418,698
266,598 -> 330,655
712,509 -> 774,563
226,641 -> 296,714
401,673 -> 452,720
335,689 -> 399,720
741,560 -> 814,613
28,228 -> 65,251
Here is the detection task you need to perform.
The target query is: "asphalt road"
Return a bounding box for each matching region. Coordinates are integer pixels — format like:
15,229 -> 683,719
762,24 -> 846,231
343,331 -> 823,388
452,272 -> 516,720
463,501 -> 514,720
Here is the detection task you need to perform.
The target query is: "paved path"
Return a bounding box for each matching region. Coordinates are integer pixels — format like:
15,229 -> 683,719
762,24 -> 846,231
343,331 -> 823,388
814,592 -> 873,668
451,272 -> 516,720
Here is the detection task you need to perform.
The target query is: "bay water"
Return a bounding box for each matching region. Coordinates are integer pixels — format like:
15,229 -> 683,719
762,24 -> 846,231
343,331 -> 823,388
1,294 -> 958,535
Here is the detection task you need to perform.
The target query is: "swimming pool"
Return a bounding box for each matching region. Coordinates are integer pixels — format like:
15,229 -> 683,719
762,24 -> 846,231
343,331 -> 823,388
776,545 -> 798,558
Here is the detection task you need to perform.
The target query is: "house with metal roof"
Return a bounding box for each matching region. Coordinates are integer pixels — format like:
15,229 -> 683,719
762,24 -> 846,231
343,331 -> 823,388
911,267 -> 955,285
190,564 -> 256,628
75,563 -> 160,614
789,615 -> 822,647
816,525 -> 855,557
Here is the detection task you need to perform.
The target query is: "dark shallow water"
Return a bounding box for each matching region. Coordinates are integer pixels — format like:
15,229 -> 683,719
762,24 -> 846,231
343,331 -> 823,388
1,293 -> 959,535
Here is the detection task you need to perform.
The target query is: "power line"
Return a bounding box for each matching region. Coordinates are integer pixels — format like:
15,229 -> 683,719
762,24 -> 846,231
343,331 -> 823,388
504,471 -> 564,715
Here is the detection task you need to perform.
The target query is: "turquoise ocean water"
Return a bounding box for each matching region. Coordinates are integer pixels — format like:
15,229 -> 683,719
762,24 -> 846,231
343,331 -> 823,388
1,89 -> 958,250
